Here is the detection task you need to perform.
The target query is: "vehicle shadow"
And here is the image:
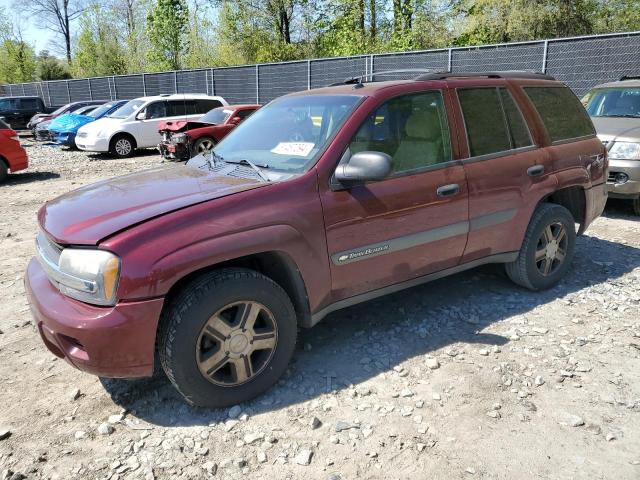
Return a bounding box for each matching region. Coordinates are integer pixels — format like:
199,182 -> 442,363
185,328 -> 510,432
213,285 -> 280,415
3,171 -> 60,185
85,149 -> 161,161
100,229 -> 640,428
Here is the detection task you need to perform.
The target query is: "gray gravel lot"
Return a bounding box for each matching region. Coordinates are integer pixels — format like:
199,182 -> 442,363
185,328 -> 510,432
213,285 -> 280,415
0,139 -> 639,480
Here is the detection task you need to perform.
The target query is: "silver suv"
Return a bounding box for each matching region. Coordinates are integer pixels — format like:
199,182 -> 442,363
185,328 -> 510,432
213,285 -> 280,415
583,76 -> 640,215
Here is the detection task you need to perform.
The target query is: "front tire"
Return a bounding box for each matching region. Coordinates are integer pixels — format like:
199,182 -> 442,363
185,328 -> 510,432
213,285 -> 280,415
0,160 -> 7,182
191,136 -> 216,157
159,268 -> 297,408
632,197 -> 640,216
109,134 -> 135,158
505,203 -> 576,291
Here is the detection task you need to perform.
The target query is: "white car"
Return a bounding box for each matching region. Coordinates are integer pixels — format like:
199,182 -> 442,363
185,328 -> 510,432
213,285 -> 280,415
75,94 -> 228,157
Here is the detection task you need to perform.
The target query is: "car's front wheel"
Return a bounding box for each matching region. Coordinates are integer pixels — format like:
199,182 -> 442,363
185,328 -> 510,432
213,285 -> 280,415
632,197 -> 640,216
159,268 -> 297,408
109,134 -> 135,158
505,203 -> 576,291
191,136 -> 216,157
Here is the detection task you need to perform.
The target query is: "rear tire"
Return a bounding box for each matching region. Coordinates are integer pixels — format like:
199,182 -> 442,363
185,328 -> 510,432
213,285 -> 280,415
159,268 -> 297,408
109,134 -> 135,158
0,160 -> 7,182
505,203 -> 576,291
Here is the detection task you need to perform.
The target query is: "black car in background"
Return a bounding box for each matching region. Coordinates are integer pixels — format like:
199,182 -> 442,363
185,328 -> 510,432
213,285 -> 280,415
0,96 -> 53,130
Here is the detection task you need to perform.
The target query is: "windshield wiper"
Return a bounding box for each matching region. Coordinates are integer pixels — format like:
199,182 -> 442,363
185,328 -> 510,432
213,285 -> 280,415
224,158 -> 270,182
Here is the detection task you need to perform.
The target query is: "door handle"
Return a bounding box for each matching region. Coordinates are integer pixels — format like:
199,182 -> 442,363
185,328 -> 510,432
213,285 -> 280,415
527,165 -> 545,177
436,184 -> 460,197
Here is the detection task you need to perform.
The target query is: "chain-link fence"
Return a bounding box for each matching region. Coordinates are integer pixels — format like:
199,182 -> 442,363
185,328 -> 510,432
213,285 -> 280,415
2,31 -> 639,106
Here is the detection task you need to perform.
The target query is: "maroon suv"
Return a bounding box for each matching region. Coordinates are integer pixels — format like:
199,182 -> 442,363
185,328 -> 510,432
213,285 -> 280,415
26,72 -> 607,407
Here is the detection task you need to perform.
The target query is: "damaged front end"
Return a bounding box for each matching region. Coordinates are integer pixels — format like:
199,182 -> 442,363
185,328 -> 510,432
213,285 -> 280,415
158,125 -> 192,161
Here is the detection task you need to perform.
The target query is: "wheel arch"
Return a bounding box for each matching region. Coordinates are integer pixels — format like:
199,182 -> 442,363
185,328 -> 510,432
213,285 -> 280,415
161,250 -> 312,328
540,185 -> 587,234
109,131 -> 138,150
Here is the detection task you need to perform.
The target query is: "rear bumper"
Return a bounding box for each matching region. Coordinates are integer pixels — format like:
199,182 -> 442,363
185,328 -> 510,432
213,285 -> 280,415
580,181 -> 607,234
76,136 -> 109,152
25,258 -> 164,378
5,147 -> 28,172
607,159 -> 640,199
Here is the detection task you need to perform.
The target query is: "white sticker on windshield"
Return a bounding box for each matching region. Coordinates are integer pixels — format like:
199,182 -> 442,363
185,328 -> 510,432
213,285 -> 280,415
271,142 -> 315,157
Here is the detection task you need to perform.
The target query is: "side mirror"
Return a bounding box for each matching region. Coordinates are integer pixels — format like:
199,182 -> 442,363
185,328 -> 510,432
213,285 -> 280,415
136,110 -> 147,120
334,151 -> 392,186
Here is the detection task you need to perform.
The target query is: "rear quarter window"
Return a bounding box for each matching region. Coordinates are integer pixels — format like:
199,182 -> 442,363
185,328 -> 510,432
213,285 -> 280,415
524,86 -> 595,143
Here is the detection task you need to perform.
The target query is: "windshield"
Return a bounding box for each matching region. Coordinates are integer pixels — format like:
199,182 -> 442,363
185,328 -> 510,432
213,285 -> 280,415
583,87 -> 640,118
108,99 -> 145,119
87,102 -> 115,118
201,107 -> 233,124
51,103 -> 71,115
213,95 -> 361,172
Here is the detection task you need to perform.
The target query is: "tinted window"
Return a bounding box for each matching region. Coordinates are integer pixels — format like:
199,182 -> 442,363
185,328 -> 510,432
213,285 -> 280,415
167,100 -> 186,117
236,109 -> 256,120
0,99 -> 17,111
146,101 -> 167,119
350,91 -> 451,174
197,99 -> 222,113
458,88 -> 511,157
524,86 -> 595,142
499,89 -> 532,148
18,98 -> 39,110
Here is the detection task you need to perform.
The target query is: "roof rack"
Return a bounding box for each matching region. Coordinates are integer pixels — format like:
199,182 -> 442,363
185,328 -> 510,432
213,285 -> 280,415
415,70 -> 556,81
329,69 -> 436,87
619,75 -> 640,81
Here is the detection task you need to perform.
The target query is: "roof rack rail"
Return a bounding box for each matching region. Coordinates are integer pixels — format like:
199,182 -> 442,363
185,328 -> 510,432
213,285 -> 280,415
415,70 -> 556,81
619,75 -> 640,81
329,69 -> 436,87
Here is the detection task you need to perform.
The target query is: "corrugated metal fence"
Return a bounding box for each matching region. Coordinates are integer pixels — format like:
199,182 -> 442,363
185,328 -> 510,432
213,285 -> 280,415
1,31 -> 639,106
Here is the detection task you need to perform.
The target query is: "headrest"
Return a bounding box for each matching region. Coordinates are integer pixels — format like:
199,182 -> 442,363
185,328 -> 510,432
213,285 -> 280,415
405,108 -> 440,139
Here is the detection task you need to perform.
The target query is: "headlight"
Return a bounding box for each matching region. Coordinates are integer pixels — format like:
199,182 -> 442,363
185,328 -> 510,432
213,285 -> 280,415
608,142 -> 640,160
57,249 -> 121,306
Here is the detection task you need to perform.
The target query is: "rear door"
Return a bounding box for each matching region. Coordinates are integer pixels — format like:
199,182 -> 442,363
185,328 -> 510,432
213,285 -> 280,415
319,89 -> 469,300
454,85 -> 545,262
17,98 -> 39,128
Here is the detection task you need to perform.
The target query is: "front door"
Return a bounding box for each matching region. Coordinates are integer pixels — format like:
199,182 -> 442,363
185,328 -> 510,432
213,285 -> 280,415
319,90 -> 469,300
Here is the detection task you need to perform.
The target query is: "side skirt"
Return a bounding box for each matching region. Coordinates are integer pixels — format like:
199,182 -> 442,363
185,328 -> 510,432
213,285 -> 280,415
309,251 -> 518,327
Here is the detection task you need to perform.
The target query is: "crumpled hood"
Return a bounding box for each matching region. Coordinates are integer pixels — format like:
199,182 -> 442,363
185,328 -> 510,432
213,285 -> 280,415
592,116 -> 640,143
49,113 -> 94,133
38,165 -> 266,245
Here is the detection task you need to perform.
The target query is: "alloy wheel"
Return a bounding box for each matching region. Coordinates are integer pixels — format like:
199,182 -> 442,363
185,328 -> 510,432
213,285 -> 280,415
196,301 -> 278,387
197,139 -> 214,154
535,222 -> 568,276
115,138 -> 132,156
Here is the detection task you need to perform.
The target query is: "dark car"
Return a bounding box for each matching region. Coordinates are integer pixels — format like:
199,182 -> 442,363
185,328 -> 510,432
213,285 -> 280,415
158,104 -> 260,160
0,96 -> 51,130
0,117 -> 28,181
28,100 -> 105,136
26,71 -> 607,408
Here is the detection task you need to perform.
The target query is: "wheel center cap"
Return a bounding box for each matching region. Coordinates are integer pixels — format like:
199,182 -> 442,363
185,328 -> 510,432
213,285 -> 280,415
546,241 -> 558,258
229,333 -> 249,354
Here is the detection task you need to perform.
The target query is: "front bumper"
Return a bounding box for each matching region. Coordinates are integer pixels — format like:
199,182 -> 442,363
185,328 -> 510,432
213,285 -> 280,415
606,159 -> 640,199
76,135 -> 110,152
158,140 -> 190,161
52,132 -> 77,147
25,258 -> 164,378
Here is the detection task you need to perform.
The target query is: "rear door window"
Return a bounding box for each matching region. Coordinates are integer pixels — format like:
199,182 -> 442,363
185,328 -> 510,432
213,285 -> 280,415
524,86 -> 595,142
18,98 -> 39,110
458,87 -> 533,157
166,100 -> 186,117
197,99 -> 223,113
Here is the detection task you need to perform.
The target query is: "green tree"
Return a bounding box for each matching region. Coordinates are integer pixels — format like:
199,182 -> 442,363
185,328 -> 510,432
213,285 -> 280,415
36,50 -> 72,80
146,0 -> 189,71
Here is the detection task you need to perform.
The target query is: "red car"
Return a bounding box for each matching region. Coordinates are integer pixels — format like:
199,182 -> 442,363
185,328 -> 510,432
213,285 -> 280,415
158,104 -> 260,161
26,72 -> 606,407
0,118 -> 28,181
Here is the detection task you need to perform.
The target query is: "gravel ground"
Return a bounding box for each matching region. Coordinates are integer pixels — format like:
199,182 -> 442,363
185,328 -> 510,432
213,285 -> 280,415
0,138 -> 639,480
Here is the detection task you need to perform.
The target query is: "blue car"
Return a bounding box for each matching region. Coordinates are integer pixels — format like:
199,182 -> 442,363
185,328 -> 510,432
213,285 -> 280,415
48,100 -> 128,148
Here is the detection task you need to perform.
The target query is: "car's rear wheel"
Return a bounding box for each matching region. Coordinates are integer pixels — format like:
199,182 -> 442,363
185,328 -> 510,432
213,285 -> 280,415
632,197 -> 640,216
505,203 -> 576,291
159,268 -> 297,408
191,136 -> 215,157
0,159 -> 7,182
109,134 -> 135,158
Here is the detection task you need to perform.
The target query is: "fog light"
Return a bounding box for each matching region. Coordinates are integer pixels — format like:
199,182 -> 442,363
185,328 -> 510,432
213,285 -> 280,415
614,172 -> 629,184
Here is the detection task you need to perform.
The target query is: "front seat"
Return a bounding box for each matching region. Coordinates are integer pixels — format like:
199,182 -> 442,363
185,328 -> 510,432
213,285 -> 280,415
393,107 -> 443,172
